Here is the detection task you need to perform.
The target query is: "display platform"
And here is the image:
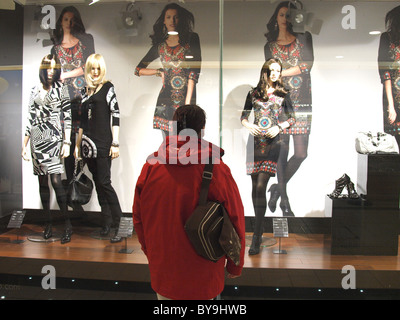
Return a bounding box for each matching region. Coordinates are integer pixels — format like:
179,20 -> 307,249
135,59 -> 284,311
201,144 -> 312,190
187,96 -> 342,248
0,221 -> 400,299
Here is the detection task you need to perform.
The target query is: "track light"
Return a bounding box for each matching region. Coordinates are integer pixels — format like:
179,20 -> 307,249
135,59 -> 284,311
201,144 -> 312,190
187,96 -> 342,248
122,2 -> 142,30
286,0 -> 323,35
286,1 -> 307,33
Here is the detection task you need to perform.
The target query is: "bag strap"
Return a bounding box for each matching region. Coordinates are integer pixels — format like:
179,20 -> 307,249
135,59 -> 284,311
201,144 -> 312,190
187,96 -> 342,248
198,159 -> 214,205
73,158 -> 84,178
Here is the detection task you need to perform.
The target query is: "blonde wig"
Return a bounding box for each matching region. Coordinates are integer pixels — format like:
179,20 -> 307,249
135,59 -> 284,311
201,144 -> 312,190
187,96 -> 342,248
85,53 -> 107,89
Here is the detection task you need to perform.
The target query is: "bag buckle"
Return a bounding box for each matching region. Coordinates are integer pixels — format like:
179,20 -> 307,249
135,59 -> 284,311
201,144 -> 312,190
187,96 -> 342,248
202,171 -> 213,180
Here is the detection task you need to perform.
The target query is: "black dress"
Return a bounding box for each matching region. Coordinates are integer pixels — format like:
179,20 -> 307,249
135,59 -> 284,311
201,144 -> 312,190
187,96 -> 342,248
241,89 -> 295,175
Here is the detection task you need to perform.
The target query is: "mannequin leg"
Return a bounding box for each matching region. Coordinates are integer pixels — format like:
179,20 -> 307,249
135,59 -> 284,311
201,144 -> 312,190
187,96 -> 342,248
38,175 -> 52,239
249,172 -> 271,255
274,135 -> 309,216
87,157 -> 123,243
49,173 -> 72,243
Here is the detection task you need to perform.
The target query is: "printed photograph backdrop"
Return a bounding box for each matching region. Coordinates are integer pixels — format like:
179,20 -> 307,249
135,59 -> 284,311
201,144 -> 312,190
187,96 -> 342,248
21,1 -> 398,218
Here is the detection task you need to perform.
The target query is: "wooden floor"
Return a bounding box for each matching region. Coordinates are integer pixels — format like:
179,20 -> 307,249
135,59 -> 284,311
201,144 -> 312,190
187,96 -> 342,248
0,224 -> 400,293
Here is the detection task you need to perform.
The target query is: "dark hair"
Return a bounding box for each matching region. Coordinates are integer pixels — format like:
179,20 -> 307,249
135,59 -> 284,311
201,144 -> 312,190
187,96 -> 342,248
52,6 -> 86,45
173,105 -> 206,136
150,3 -> 194,46
265,1 -> 297,42
253,58 -> 287,100
39,54 -> 61,89
385,5 -> 400,44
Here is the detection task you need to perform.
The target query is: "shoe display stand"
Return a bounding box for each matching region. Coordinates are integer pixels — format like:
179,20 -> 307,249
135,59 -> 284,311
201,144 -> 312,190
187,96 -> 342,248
90,228 -> 116,240
325,154 -> 400,256
27,232 -> 62,243
245,235 -> 276,247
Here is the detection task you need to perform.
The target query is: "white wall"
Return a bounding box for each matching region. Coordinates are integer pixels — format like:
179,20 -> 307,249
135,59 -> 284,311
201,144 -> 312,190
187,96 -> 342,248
21,1 -> 397,217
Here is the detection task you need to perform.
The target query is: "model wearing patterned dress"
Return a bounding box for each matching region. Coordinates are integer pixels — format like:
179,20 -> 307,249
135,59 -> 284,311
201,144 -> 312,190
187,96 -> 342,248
263,2 -> 314,216
378,5 -> 400,148
135,3 -> 201,133
22,55 -> 73,244
51,6 -> 95,213
241,59 -> 295,255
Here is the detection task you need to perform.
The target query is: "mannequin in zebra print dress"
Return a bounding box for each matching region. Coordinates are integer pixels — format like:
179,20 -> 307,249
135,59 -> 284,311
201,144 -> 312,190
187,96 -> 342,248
22,54 -> 73,244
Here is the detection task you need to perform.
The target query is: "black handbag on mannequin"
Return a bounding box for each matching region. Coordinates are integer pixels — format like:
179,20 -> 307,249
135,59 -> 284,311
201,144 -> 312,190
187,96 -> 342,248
68,159 -> 93,205
184,160 -> 241,266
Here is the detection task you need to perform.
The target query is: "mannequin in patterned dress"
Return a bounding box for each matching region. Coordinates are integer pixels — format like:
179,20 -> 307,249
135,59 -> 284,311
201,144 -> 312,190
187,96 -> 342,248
135,3 -> 201,135
22,54 -> 73,244
241,59 -> 295,255
264,1 -> 314,216
378,5 -> 400,148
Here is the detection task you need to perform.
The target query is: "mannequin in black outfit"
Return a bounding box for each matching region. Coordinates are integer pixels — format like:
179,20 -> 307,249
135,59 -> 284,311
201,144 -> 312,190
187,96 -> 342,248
75,53 -> 123,243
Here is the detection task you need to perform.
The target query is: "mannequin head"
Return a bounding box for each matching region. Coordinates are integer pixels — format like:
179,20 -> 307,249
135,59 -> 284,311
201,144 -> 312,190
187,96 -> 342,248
85,54 -> 107,89
39,54 -> 61,90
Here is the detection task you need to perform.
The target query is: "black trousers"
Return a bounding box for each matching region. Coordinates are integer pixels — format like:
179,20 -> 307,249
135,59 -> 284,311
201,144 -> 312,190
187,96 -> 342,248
85,156 -> 122,227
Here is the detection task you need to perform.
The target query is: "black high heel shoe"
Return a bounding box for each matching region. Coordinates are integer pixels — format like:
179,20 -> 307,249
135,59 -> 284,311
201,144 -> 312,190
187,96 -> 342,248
110,228 -> 122,243
280,199 -> 295,217
328,174 -> 351,198
346,181 -> 360,199
100,225 -> 111,237
43,224 -> 52,240
61,227 -> 73,244
267,184 -> 280,213
248,234 -> 262,255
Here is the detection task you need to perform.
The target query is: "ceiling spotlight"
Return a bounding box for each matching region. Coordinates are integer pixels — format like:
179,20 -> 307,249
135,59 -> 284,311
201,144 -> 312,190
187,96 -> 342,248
122,2 -> 142,29
286,1 -> 307,33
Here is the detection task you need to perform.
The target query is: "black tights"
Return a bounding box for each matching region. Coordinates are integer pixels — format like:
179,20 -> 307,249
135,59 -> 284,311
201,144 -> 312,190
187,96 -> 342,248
251,172 -> 272,236
38,174 -> 71,227
276,135 -> 309,200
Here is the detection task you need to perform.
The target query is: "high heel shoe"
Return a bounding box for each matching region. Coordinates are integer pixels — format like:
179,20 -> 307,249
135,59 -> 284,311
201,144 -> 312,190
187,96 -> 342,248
280,199 -> 295,217
346,181 -> 359,199
110,228 -> 122,243
249,234 -> 262,255
328,174 -> 350,198
268,184 -> 280,212
100,225 -> 111,237
43,224 -> 52,240
61,227 -> 73,244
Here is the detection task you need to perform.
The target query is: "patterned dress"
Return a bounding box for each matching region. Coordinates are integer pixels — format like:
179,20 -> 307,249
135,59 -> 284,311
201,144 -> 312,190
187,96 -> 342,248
378,32 -> 400,136
135,32 -> 201,131
51,34 -> 95,134
264,32 -> 313,135
241,90 -> 295,175
25,82 -> 71,175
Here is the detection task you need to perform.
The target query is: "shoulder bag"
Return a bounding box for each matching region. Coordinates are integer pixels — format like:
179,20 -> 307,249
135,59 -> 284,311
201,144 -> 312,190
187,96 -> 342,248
355,131 -> 399,154
184,161 -> 241,266
68,159 -> 93,205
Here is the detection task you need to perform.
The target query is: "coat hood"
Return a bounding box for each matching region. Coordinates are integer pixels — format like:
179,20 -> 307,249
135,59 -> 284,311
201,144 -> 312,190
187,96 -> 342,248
147,135 -> 224,166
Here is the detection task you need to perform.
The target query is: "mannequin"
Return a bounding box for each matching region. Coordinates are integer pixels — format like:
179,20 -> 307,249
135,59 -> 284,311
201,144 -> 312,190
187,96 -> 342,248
22,54 -> 73,244
241,59 -> 295,255
74,53 -> 123,243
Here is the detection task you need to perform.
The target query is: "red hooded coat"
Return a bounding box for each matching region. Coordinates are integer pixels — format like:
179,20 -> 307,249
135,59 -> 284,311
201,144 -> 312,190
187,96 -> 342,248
132,135 -> 245,300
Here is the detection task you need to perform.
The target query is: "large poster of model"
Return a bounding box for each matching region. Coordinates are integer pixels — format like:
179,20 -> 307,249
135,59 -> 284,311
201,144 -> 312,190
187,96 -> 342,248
21,1 -> 399,219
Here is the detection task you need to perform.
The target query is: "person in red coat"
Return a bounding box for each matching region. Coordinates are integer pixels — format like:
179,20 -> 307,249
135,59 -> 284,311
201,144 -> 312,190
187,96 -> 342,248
133,105 -> 245,300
